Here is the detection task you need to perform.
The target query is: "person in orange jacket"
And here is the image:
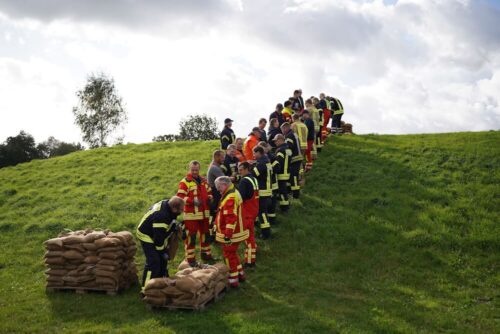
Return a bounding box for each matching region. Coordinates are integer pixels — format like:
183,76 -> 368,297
214,176 -> 249,287
234,138 -> 246,162
176,161 -> 214,266
243,127 -> 261,162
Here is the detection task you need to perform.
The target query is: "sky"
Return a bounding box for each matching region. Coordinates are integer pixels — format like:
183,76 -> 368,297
0,0 -> 499,145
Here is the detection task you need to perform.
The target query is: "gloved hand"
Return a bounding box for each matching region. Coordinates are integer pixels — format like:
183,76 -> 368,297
193,198 -> 201,207
223,237 -> 232,245
170,221 -> 178,233
162,252 -> 170,261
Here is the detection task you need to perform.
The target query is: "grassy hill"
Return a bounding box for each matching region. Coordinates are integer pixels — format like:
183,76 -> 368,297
0,131 -> 499,333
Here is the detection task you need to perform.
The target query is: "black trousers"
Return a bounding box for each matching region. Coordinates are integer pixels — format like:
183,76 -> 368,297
210,186 -> 221,219
332,113 -> 343,129
258,196 -> 271,230
278,180 -> 289,212
141,241 -> 167,291
290,161 -> 301,199
268,190 -> 277,224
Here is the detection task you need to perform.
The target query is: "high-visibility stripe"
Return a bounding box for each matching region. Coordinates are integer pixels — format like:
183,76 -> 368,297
142,270 -> 152,292
229,272 -> 239,277
136,229 -> 154,243
226,224 -> 236,229
222,135 -> 230,141
152,223 -> 169,229
177,189 -> 187,195
155,245 -> 165,251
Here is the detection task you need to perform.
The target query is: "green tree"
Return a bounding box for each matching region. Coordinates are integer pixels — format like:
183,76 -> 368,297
152,134 -> 181,142
72,73 -> 127,148
37,136 -> 84,158
0,131 -> 41,168
178,114 -> 218,141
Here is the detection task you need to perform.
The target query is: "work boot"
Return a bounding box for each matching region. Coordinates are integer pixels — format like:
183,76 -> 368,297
238,273 -> 246,283
243,263 -> 256,270
259,228 -> 271,240
188,260 -> 199,268
201,253 -> 217,264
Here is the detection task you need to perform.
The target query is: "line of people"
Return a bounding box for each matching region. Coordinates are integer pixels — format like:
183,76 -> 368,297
136,90 -> 344,290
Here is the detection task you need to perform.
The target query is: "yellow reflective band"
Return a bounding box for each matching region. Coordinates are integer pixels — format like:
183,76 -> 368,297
253,168 -> 260,176
277,152 -> 284,158
155,245 -> 165,251
152,223 -> 169,229
222,135 -> 230,141
136,229 -> 154,244
226,224 -> 236,229
177,189 -> 187,195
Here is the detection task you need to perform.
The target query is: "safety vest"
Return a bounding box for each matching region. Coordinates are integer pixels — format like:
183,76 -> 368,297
253,159 -> 273,197
273,144 -> 291,181
292,121 -> 308,150
215,185 -> 249,243
241,176 -> 259,220
177,175 -> 211,221
308,107 -> 321,133
325,99 -> 331,110
333,98 -> 344,115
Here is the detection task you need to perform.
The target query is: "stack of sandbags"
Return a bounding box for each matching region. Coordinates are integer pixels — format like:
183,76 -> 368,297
44,229 -> 138,291
341,121 -> 354,134
143,262 -> 228,308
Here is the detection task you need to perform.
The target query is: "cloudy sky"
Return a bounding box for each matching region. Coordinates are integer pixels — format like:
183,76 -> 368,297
1,0 -> 499,144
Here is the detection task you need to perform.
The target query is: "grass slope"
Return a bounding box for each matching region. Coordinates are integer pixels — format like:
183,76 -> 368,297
0,132 -> 499,333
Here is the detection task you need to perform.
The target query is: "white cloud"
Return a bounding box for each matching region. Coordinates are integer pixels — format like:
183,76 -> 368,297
0,0 -> 499,145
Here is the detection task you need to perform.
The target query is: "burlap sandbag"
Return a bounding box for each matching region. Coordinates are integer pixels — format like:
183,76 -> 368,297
175,267 -> 195,277
107,232 -> 134,246
45,268 -> 68,276
45,257 -> 65,265
191,269 -> 217,287
177,260 -> 191,271
98,259 -> 121,266
62,250 -> 85,260
80,280 -> 98,288
213,263 -> 229,275
64,244 -> 86,252
46,275 -> 65,283
84,256 -> 99,264
95,269 -> 122,280
82,243 -> 98,251
44,238 -> 64,249
96,264 -> 120,272
82,231 -> 106,243
146,277 -> 174,290
161,285 -> 184,298
144,288 -> 164,299
175,275 -> 203,294
144,295 -> 167,306
195,289 -> 212,306
214,281 -> 227,294
62,235 -> 85,245
95,237 -> 122,248
166,229 -> 182,261
96,246 -> 124,254
96,276 -> 117,286
99,251 -> 126,260
46,281 -> 65,288
44,250 -> 63,258
63,274 -> 94,284
84,251 -> 97,257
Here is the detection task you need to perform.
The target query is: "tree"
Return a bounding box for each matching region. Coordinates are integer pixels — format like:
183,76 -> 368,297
152,134 -> 181,142
37,136 -> 84,158
73,72 -> 127,148
178,114 -> 218,141
0,131 -> 41,168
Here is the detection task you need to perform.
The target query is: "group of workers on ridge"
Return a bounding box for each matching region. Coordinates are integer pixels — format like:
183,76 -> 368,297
137,89 -> 345,289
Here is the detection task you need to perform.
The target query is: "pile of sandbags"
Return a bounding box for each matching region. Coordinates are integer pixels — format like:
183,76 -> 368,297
143,261 -> 228,308
44,229 -> 138,291
341,121 -> 354,134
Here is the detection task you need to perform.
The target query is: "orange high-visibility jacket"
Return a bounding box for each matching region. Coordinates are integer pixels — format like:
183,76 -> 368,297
176,173 -> 211,221
243,134 -> 259,161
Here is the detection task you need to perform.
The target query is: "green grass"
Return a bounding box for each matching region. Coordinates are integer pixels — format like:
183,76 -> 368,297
0,132 -> 499,333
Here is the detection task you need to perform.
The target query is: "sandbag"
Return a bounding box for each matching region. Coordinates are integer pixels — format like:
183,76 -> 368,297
144,288 -> 164,299
213,263 -> 229,275
95,269 -> 122,280
177,260 -> 191,271
45,269 -> 68,276
62,250 -> 85,260
96,264 -> 121,272
82,231 -> 106,243
84,256 -> 99,264
144,295 -> 167,306
44,238 -> 64,248
62,235 -> 85,245
96,276 -> 117,286
82,243 -> 98,251
97,259 -> 121,266
95,237 -> 122,248
64,244 -> 86,252
166,229 -> 182,261
175,267 -> 195,277
96,246 -> 124,254
175,275 -> 203,293
99,251 -> 126,260
161,285 -> 184,298
45,257 -> 65,265
44,250 -> 63,258
146,277 -> 174,290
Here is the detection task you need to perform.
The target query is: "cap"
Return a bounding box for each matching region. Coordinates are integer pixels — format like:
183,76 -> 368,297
224,118 -> 233,124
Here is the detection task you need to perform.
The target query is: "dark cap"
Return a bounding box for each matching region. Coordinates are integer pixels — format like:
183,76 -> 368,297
224,118 -> 233,124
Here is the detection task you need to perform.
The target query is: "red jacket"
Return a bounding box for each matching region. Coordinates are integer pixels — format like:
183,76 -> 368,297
243,134 -> 259,161
238,176 -> 259,223
215,184 -> 248,243
177,173 -> 211,221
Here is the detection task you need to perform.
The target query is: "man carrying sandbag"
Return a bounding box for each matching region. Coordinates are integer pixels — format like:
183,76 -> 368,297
136,196 -> 184,293
214,176 -> 249,288
237,162 -> 259,268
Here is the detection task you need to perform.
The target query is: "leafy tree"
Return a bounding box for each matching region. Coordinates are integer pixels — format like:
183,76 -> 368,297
152,134 -> 181,142
73,73 -> 127,148
37,136 -> 84,158
0,131 -> 41,168
178,114 -> 218,141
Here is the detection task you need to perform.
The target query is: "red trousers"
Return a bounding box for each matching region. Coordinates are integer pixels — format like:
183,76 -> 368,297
306,139 -> 314,163
222,242 -> 245,286
184,219 -> 211,262
244,216 -> 257,264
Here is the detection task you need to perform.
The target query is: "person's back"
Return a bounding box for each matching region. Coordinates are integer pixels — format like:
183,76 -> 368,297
243,134 -> 258,161
292,119 -> 308,151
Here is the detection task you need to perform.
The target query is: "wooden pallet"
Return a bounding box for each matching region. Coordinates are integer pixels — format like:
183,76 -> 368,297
147,285 -> 227,311
46,286 -> 121,295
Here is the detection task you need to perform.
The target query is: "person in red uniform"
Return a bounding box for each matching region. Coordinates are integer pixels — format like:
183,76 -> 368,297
237,162 -> 259,268
176,160 -> 214,266
214,176 -> 249,287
